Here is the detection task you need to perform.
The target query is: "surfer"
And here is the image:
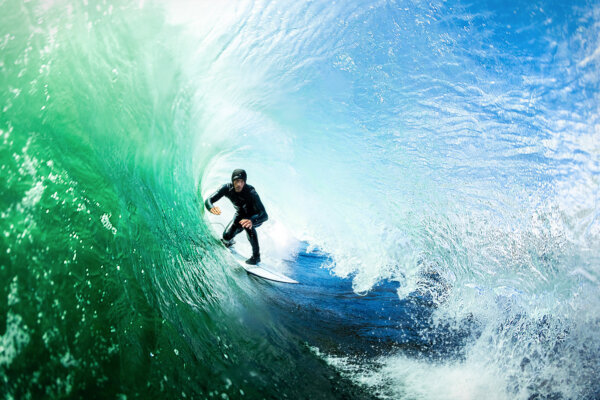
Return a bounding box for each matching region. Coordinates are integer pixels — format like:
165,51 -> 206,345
205,169 -> 268,265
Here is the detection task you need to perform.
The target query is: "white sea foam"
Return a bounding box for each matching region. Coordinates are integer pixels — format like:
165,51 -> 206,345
0,312 -> 31,368
101,213 -> 117,235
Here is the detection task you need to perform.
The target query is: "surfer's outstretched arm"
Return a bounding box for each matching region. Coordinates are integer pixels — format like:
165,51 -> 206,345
205,184 -> 228,215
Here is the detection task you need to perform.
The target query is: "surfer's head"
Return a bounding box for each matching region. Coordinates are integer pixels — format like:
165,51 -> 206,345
232,169 -> 246,192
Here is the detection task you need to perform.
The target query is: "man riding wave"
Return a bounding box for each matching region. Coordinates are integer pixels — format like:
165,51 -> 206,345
205,169 -> 268,265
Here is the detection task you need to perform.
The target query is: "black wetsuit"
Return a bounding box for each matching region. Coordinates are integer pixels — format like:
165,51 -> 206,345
204,183 -> 268,257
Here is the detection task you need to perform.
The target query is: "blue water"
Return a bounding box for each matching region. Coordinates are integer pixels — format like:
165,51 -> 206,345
1,0 -> 599,398
262,244 -> 471,359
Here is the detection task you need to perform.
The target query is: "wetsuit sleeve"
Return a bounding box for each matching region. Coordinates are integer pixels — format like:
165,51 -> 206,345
249,189 -> 268,225
204,184 -> 228,211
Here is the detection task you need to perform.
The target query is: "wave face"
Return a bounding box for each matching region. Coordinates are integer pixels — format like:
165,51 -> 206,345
1,0 -> 599,399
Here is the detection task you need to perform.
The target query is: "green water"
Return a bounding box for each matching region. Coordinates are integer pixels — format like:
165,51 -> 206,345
0,1 -> 373,398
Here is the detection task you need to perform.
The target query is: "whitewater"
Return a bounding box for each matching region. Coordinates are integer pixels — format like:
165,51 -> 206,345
1,0 -> 599,399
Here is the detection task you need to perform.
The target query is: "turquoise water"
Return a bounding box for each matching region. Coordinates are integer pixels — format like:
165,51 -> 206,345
1,0 -> 599,399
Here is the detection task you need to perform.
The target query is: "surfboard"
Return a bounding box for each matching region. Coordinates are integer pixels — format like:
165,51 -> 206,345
228,248 -> 299,284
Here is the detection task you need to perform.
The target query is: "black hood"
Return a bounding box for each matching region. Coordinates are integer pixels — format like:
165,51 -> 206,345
231,169 -> 247,183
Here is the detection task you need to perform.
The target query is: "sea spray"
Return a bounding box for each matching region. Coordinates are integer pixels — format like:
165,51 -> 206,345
1,0 -> 599,399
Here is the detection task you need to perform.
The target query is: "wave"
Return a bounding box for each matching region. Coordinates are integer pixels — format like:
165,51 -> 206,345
1,0 -> 599,399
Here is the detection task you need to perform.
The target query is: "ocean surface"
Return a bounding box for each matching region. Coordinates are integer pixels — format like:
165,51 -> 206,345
1,0 -> 599,399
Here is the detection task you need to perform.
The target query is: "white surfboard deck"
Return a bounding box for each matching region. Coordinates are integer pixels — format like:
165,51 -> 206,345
229,248 -> 298,284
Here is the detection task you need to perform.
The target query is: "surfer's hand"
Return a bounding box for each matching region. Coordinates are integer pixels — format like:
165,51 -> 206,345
209,207 -> 221,215
240,219 -> 252,229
